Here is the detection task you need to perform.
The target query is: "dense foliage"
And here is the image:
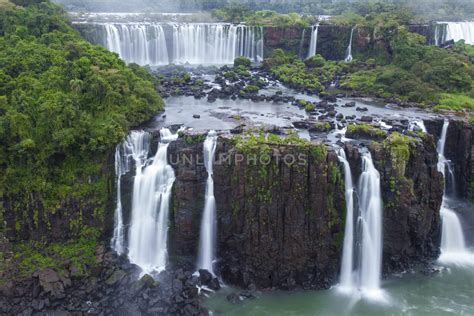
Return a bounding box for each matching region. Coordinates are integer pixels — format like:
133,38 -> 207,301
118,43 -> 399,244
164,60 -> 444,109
265,49 -> 348,93
212,7 -> 314,27
0,0 -> 163,238
340,27 -> 474,108
53,0 -> 474,21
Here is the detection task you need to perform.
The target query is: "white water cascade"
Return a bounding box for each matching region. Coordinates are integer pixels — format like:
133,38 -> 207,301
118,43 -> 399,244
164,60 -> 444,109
172,24 -> 263,65
103,23 -> 170,65
307,23 -> 319,59
337,148 -> 355,292
87,22 -> 263,65
344,26 -> 355,62
112,131 -> 151,255
337,150 -> 384,301
357,152 -> 384,298
436,121 -> 473,266
127,128 -> 179,274
408,119 -> 427,133
434,22 -> 474,45
197,131 -> 218,274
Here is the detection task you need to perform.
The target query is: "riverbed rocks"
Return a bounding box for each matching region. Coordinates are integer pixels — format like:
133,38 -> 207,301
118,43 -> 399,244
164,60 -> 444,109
0,248 -> 208,315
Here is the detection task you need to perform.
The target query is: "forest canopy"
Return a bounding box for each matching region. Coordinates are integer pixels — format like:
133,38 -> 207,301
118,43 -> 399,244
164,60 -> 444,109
0,0 -> 163,235
53,0 -> 474,21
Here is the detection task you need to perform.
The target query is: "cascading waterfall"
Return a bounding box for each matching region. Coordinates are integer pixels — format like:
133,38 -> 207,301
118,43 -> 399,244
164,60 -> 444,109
298,28 -> 306,59
337,150 -> 384,300
408,119 -> 427,133
112,131 -> 151,255
197,131 -> 218,274
337,148 -> 355,292
357,152 -> 383,298
435,22 -> 474,45
436,121 -> 473,266
171,24 -> 263,64
344,26 -> 355,62
102,23 -> 169,65
307,23 -> 319,59
127,128 -> 179,274
86,22 -> 263,65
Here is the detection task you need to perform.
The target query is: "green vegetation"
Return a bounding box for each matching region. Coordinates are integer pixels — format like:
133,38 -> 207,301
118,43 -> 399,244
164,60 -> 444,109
234,56 -> 251,68
346,123 -> 387,140
265,50 -> 346,93
328,9 -> 474,110
453,40 -> 474,56
0,1 -> 163,239
212,7 -> 313,27
382,132 -> 416,176
241,84 -> 260,94
13,227 -> 100,277
234,129 -> 312,154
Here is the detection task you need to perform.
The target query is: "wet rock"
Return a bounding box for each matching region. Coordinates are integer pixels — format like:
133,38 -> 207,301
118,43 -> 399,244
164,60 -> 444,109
207,278 -> 221,291
293,121 -> 309,129
230,124 -> 246,134
35,268 -> 66,299
226,293 -> 242,304
193,114 -> 201,119
105,269 -> 126,287
356,106 -> 368,112
360,116 -> 373,122
198,269 -> 213,286
343,101 -> 356,107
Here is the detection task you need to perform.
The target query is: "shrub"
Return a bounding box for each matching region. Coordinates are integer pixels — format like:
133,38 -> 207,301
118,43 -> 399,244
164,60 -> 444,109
234,56 -> 251,68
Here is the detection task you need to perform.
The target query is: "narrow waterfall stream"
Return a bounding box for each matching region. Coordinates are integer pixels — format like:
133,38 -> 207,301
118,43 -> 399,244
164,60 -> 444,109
336,149 -> 384,301
307,24 -> 319,59
436,121 -> 473,266
344,26 -> 355,62
197,131 -> 218,275
298,28 -> 306,59
357,152 -> 383,298
337,148 -> 355,292
127,128 -> 179,274
112,131 -> 151,255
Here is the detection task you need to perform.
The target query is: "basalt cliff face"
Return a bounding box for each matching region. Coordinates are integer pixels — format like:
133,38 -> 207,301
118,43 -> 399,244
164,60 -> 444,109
425,119 -> 473,200
167,132 -> 444,290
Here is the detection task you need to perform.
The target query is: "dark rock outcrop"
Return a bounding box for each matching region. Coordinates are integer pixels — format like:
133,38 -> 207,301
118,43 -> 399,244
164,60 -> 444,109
213,138 -> 345,290
168,139 -> 207,258
424,119 -> 473,200
0,248 -> 207,316
445,120 -> 473,200
345,134 -> 443,274
168,134 -> 346,290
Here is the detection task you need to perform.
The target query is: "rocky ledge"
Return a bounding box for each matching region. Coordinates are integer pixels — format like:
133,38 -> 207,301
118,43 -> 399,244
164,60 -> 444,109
0,244 -> 218,315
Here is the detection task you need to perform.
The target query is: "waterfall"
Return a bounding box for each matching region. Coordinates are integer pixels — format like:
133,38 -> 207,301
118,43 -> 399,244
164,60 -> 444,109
436,121 -> 473,266
127,128 -> 178,274
102,23 -> 169,66
357,152 -> 383,295
298,28 -> 306,59
435,22 -> 474,45
86,22 -> 263,65
112,131 -> 151,255
336,150 -> 384,301
197,131 -> 218,274
337,148 -> 355,292
307,24 -> 319,59
408,119 -> 427,133
172,24 -> 263,64
344,26 -> 355,62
